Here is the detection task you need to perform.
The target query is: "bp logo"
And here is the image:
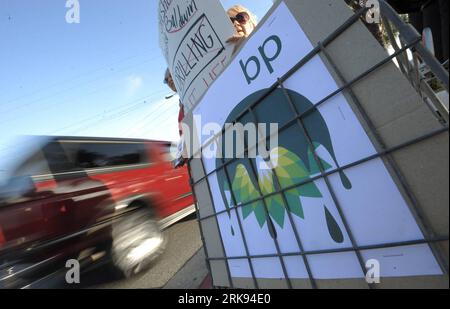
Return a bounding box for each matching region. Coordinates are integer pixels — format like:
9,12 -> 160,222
216,88 -> 352,243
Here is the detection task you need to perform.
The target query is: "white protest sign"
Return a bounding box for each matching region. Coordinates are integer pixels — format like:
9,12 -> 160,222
158,0 -> 235,112
192,2 -> 442,280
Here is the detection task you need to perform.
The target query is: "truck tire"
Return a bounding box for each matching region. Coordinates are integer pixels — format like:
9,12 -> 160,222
109,204 -> 166,278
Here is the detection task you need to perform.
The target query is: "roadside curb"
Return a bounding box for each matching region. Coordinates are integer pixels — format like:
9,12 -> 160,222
163,247 -> 209,289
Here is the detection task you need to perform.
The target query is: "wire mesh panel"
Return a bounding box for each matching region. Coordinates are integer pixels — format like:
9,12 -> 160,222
186,0 -> 449,289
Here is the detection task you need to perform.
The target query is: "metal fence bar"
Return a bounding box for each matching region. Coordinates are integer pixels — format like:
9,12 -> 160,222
277,81 -> 372,289
206,235 -> 449,260
188,7 -> 369,161
189,6 -> 369,289
247,104 -> 318,288
318,40 -> 449,275
219,154 -> 261,289
186,161 -> 216,287
379,0 -> 449,91
244,154 -> 293,289
196,127 -> 447,223
190,1 -> 449,288
382,17 -> 409,77
418,78 -> 450,125
197,157 -> 235,288
189,40 -> 420,185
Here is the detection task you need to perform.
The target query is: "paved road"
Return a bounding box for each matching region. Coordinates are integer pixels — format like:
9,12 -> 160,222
79,214 -> 205,289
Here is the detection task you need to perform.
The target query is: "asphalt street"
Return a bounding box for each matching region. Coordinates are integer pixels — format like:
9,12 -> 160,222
78,214 -> 206,289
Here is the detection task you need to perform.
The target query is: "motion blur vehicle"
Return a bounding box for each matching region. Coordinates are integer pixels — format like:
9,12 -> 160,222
0,136 -> 195,288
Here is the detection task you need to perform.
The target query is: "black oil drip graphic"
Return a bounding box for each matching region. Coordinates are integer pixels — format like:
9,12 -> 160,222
216,88 -> 353,243
324,205 -> 344,243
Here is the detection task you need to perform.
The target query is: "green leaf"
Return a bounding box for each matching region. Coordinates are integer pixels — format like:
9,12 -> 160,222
242,203 -> 254,219
232,164 -> 260,204
253,202 -> 267,228
267,195 -> 285,228
271,147 -> 310,189
285,190 -> 304,219
298,181 -> 322,198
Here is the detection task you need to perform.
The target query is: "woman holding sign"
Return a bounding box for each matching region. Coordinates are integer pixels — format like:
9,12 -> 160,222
163,4 -> 258,167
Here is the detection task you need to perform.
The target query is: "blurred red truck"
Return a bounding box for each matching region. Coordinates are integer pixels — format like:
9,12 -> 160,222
0,136 -> 195,288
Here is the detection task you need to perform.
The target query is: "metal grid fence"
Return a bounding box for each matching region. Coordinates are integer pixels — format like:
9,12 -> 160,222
187,1 -> 449,289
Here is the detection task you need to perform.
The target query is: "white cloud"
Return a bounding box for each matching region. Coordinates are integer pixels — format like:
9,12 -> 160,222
125,75 -> 144,97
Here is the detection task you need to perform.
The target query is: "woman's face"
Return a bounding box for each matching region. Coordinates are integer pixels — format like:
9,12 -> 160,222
227,8 -> 255,38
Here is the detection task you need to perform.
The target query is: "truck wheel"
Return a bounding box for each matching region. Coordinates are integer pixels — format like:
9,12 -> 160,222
109,204 -> 166,278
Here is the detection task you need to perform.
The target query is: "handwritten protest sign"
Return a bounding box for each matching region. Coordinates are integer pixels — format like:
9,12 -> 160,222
158,0 -> 235,113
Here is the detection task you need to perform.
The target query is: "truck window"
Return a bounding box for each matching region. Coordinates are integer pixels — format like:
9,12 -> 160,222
75,142 -> 147,168
12,150 -> 51,177
42,141 -> 78,174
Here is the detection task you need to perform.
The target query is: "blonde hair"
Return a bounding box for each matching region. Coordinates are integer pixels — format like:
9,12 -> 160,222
227,5 -> 257,30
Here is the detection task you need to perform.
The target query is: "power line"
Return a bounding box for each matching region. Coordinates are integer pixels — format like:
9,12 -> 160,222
0,55 -> 159,115
0,73 -> 167,126
143,101 -> 179,129
0,55 -> 162,116
122,95 -> 177,136
64,94 -> 175,135
139,101 -> 179,136
2,54 -> 137,105
51,91 -> 167,135
0,97 -> 178,160
143,116 -> 178,136
67,102 -> 151,135
1,49 -> 160,106
52,101 -> 147,135
141,98 -> 179,126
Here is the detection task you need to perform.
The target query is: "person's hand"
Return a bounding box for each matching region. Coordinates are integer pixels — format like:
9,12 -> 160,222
226,34 -> 244,43
173,157 -> 186,169
226,35 -> 246,54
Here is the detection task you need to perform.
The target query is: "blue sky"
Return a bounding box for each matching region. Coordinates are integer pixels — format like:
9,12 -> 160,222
0,0 -> 273,166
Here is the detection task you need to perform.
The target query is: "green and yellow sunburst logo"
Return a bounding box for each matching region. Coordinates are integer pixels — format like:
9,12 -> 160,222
216,88 -> 352,243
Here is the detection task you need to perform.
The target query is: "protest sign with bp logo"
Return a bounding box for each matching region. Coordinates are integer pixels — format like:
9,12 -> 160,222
192,2 -> 442,280
158,0 -> 235,112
